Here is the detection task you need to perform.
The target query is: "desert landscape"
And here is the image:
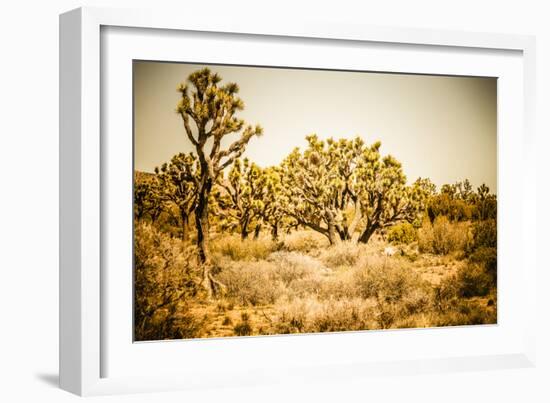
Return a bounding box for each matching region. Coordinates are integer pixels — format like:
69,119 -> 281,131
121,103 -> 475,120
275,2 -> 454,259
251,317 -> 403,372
133,65 -> 497,341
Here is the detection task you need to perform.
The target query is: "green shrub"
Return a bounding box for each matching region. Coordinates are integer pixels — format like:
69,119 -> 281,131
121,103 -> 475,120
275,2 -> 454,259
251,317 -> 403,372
387,222 -> 417,245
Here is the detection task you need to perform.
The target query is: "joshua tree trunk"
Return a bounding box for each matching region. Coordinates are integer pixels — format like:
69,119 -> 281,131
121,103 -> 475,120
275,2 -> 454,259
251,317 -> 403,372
240,217 -> 250,240
326,210 -> 341,245
195,175 -> 226,299
195,179 -> 214,297
271,223 -> 279,241
327,226 -> 341,245
358,223 -> 378,244
253,224 -> 261,239
180,211 -> 190,241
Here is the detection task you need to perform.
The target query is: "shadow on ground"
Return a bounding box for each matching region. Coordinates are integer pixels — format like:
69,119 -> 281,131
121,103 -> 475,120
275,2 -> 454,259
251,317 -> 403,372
35,373 -> 59,388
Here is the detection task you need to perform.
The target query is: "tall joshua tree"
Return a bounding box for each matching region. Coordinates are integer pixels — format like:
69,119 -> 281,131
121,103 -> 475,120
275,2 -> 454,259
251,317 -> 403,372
176,68 -> 263,297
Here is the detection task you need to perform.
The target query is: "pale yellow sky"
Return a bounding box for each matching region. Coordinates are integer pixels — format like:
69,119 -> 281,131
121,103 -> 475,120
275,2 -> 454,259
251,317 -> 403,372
134,61 -> 497,192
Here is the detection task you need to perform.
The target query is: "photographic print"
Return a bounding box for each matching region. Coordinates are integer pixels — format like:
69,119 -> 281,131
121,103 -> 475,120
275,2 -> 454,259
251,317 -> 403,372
133,61 -> 497,341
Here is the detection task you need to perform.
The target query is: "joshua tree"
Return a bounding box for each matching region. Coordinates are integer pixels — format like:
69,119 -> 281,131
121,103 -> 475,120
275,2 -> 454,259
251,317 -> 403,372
155,153 -> 199,241
176,68 -> 262,297
134,172 -> 163,223
355,160 -> 428,244
475,183 -> 497,220
216,158 -> 265,240
280,135 -> 428,244
257,166 -> 287,241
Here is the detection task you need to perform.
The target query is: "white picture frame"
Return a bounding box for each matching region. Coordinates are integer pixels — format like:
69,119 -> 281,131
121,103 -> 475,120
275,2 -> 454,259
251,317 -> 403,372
59,6 -> 537,396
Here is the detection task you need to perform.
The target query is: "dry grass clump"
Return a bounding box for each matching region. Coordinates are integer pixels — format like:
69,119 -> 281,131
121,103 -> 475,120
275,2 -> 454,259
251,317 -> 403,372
418,216 -> 472,255
233,312 -> 253,336
267,251 -> 327,284
352,257 -> 432,328
430,300 -> 497,327
353,256 -> 428,302
282,230 -> 329,253
217,260 -> 283,306
271,297 -> 377,334
217,250 -> 328,304
319,241 -> 368,268
267,251 -> 327,298
317,269 -> 358,299
211,235 -> 277,261
266,255 -> 435,332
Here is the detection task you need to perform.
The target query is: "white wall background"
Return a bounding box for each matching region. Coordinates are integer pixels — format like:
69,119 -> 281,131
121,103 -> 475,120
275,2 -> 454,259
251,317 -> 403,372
0,1 -> 548,402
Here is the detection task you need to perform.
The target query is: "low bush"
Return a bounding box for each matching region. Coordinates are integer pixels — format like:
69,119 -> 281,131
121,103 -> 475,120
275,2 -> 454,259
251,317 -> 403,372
436,261 -> 493,301
282,230 -> 329,253
472,219 -> 497,249
319,242 -> 366,268
211,235 -> 276,261
387,222 -> 418,245
134,222 -> 203,340
217,261 -> 283,306
455,263 -> 493,297
418,216 -> 471,255
267,251 -> 326,285
430,300 -> 496,326
469,246 -> 497,280
233,320 -> 253,336
272,297 -> 376,334
353,256 -> 428,303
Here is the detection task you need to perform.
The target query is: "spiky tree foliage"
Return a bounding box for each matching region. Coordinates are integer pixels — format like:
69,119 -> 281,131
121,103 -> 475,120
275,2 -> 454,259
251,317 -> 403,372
280,136 -> 346,245
475,183 -> 497,220
257,166 -> 288,241
216,158 -> 266,240
280,135 -> 428,245
427,180 -> 495,222
176,68 -> 262,297
456,179 -> 474,201
414,177 -> 437,199
354,158 -> 429,244
134,172 -> 163,223
155,153 -> 199,241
